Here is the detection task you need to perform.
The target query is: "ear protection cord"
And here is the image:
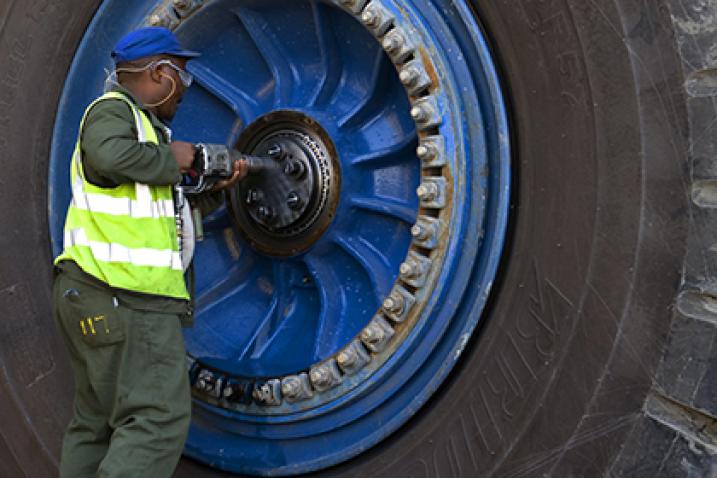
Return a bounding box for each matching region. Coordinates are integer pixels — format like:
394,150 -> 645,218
144,71 -> 176,108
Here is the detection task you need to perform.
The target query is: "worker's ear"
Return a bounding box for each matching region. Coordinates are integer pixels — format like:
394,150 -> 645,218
149,63 -> 164,84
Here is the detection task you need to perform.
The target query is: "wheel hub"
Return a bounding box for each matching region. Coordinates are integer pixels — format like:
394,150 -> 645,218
232,111 -> 340,256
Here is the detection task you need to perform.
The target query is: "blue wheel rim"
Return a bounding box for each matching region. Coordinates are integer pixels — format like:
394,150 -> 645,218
49,0 -> 511,475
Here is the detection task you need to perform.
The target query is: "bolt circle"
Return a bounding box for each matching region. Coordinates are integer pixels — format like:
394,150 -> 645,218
231,110 -> 341,256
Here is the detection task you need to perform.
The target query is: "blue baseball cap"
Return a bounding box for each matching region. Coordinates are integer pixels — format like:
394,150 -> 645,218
111,27 -> 200,63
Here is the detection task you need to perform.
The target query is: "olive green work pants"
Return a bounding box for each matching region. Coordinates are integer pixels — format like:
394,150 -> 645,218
53,269 -> 191,478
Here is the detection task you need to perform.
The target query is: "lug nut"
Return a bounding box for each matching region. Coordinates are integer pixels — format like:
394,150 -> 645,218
252,384 -> 268,402
400,259 -> 419,278
410,105 -> 430,123
309,362 -> 341,391
287,192 -> 302,210
361,8 -> 379,27
149,14 -> 162,26
246,189 -> 261,205
281,377 -> 300,398
382,34 -> 403,53
257,206 -> 275,221
267,144 -> 284,160
222,384 -> 234,398
173,0 -> 188,8
411,224 -> 430,240
337,349 -> 356,368
196,370 -> 215,392
416,182 -> 438,201
284,160 -> 306,178
400,68 -> 420,86
383,294 -> 404,314
361,324 -> 385,344
416,143 -> 437,161
309,367 -> 329,386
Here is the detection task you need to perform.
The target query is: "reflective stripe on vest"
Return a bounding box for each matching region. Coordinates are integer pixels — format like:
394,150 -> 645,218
64,228 -> 182,270
55,92 -> 189,300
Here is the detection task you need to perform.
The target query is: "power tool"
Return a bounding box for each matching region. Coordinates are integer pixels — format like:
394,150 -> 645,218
179,143 -> 271,195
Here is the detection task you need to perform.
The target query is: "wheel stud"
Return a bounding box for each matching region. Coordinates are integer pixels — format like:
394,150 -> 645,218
281,377 -> 300,398
280,374 -> 313,403
267,144 -> 284,160
361,8 -> 379,27
337,349 -> 356,368
309,360 -> 341,391
252,380 -> 281,406
410,98 -> 440,129
400,68 -> 419,87
382,34 -> 403,54
310,367 -> 329,387
382,285 -> 415,322
337,340 -> 371,374
287,191 -> 302,210
416,182 -> 438,201
257,205 -> 275,221
361,323 -> 385,345
284,159 -> 306,178
410,224 -> 429,241
246,189 -> 261,205
399,259 -> 419,278
222,384 -> 235,399
410,105 -> 429,123
416,143 -> 437,161
382,293 -> 404,314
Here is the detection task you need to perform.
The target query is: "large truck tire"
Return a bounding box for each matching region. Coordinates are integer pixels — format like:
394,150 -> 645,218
0,0 -> 715,476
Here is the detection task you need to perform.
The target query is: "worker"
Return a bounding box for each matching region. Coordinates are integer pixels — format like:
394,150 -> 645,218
52,27 -> 246,478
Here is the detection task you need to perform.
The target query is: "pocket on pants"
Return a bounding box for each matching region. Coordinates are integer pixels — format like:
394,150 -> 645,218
60,286 -> 125,347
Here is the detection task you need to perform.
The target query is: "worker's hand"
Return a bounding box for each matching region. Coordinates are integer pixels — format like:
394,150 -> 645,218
170,141 -> 196,172
212,158 -> 249,192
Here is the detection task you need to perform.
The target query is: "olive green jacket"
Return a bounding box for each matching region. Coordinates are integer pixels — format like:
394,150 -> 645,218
60,85 -> 213,325
81,85 -> 182,188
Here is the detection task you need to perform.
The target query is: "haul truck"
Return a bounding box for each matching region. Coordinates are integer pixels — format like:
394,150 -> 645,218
0,0 -> 715,476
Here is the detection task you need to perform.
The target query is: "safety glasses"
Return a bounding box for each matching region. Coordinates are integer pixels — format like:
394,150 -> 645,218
154,59 -> 193,88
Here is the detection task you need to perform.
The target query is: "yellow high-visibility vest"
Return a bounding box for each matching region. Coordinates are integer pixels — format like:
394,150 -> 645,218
55,92 -> 189,300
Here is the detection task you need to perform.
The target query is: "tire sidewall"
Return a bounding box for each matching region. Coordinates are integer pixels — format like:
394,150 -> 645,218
0,1 -> 692,477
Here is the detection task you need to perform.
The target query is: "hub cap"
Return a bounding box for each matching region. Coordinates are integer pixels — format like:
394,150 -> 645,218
232,111 -> 340,255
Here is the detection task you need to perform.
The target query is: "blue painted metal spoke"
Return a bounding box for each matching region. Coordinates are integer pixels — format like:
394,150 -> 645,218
236,8 -> 297,107
309,1 -> 343,107
50,0 -> 511,474
349,133 -> 418,168
238,294 -> 280,360
189,61 -> 259,123
188,258 -> 272,366
235,260 -> 322,375
350,196 -> 417,224
303,242 -> 376,359
338,46 -> 392,130
334,235 -> 393,304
